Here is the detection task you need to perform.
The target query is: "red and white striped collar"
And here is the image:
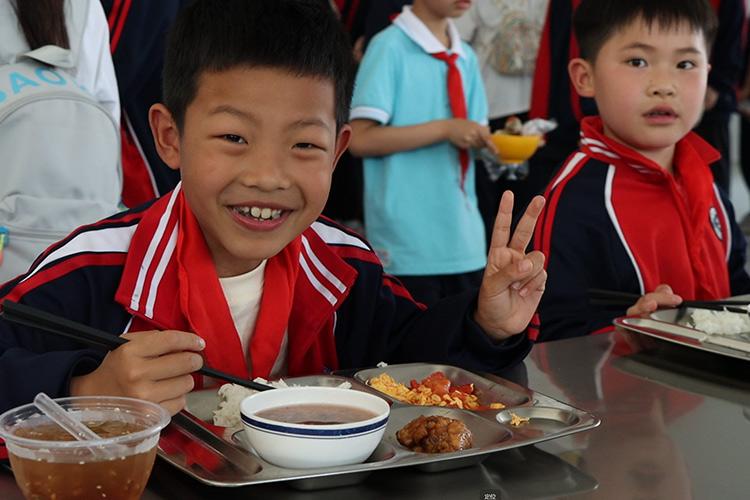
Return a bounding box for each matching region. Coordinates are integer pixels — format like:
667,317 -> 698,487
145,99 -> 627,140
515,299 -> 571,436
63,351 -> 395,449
114,185 -> 360,379
578,116 -> 720,177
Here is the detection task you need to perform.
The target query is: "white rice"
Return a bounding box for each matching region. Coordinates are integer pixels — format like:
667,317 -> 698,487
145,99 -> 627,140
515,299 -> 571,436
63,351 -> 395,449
212,378 -> 286,428
212,378 -> 352,428
690,308 -> 750,335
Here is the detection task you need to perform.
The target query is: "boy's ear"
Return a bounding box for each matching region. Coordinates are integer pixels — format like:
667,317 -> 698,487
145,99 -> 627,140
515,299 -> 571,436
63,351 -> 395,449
149,103 -> 181,171
331,124 -> 353,172
568,58 -> 595,98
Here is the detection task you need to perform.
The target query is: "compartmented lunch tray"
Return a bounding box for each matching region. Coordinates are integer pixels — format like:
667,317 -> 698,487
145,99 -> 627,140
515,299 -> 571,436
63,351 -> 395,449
157,363 -> 600,489
615,307 -> 750,361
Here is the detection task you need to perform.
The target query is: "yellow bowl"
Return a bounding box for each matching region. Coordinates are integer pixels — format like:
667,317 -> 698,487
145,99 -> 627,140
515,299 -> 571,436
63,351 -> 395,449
490,134 -> 541,164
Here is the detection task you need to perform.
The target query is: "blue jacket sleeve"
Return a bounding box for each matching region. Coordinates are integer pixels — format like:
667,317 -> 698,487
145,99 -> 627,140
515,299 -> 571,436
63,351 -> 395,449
533,164 -> 641,341
333,257 -> 533,374
0,266 -> 132,414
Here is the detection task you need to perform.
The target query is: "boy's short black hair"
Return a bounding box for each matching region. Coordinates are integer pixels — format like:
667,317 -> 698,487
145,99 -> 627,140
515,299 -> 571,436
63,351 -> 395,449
162,0 -> 356,131
573,0 -> 719,62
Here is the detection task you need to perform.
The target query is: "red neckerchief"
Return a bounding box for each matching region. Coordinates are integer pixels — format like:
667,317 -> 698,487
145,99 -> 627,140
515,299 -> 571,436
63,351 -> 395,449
116,187 -> 300,381
431,51 -> 470,192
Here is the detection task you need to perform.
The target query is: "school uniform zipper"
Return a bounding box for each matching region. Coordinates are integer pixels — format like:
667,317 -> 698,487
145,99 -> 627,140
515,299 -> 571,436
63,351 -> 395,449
0,225 -> 70,268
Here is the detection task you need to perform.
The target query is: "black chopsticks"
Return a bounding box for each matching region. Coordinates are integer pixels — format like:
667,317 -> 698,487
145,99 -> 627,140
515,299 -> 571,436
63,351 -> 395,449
588,288 -> 750,313
0,300 -> 273,392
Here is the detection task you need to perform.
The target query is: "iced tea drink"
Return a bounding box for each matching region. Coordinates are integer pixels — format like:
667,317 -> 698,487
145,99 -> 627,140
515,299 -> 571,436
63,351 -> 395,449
0,396 -> 170,500
9,421 -> 157,500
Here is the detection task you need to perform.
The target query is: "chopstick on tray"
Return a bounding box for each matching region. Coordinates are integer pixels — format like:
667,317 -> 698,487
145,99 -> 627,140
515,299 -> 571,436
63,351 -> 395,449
0,300 -> 274,392
588,289 -> 750,313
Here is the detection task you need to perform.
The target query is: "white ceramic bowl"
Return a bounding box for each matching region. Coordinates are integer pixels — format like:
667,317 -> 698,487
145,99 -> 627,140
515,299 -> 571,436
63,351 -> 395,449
0,396 -> 170,500
240,386 -> 390,469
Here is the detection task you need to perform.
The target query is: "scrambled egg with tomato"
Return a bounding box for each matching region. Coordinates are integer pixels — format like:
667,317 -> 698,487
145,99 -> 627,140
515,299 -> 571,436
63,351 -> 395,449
367,372 -> 504,410
509,412 -> 530,427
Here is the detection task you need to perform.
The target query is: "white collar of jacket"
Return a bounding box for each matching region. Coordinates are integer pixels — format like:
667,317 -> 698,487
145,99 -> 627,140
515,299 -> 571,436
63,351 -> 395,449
392,5 -> 466,59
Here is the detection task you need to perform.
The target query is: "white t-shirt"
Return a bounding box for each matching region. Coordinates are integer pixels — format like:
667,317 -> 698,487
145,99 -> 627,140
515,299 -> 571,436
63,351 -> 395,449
219,260 -> 267,375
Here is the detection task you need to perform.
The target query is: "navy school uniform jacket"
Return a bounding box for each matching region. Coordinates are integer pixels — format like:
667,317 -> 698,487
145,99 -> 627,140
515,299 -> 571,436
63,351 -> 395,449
529,0 -> 745,166
0,185 -> 535,416
532,117 -> 750,341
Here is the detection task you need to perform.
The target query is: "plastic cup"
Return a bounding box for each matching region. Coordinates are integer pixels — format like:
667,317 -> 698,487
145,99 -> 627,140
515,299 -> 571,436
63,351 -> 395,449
0,396 -> 170,500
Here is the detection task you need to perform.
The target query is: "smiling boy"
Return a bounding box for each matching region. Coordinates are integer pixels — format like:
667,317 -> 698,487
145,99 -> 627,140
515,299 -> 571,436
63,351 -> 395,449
153,66 -> 345,278
0,0 -> 546,418
532,0 -> 750,341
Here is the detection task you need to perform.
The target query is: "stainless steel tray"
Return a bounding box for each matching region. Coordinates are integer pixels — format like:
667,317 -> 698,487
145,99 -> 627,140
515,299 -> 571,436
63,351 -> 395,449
156,363 -> 600,490
611,353 -> 750,407
615,308 -> 750,361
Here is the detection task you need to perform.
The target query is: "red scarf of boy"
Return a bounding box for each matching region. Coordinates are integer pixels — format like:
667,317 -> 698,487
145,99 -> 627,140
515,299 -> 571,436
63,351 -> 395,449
116,188 -> 301,383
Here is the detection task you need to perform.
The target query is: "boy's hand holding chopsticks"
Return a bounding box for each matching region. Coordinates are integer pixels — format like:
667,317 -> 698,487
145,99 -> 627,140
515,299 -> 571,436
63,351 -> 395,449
69,329 -> 207,416
0,300 -> 273,416
623,284 -> 683,317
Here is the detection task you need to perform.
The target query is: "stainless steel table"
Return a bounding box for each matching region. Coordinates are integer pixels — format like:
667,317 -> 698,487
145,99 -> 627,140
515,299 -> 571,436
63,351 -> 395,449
3,328 -> 749,499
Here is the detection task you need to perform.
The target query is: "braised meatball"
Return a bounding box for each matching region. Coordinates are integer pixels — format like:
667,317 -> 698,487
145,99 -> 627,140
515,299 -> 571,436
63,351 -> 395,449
396,415 -> 473,453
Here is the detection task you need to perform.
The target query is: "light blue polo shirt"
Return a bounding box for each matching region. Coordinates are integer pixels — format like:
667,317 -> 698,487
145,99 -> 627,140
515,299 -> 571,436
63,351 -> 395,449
350,7 -> 489,276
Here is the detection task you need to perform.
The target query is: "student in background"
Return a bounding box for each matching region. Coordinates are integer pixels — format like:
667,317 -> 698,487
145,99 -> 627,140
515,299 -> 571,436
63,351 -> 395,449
738,14 -> 750,234
356,0 -> 411,56
348,0 -> 500,307
532,0 -> 750,341
456,0 -> 550,239
0,0 -> 121,284
0,0 -> 120,123
527,0 -> 594,189
100,0 -> 192,208
322,0 -> 368,233
528,0 -> 745,195
690,0 -> 745,193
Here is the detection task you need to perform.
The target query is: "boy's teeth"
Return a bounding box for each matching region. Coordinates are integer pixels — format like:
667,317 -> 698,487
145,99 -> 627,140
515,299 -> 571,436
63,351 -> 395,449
234,206 -> 282,220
